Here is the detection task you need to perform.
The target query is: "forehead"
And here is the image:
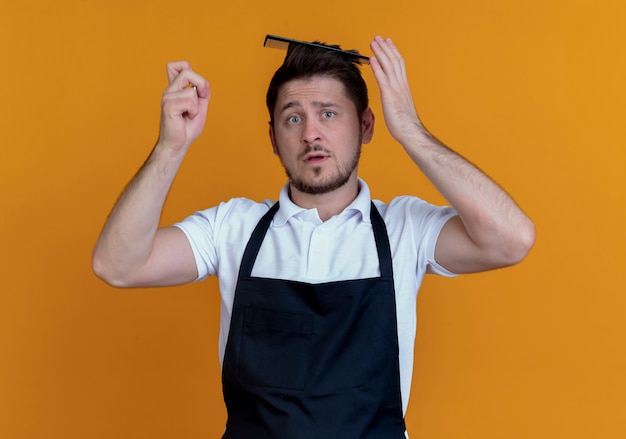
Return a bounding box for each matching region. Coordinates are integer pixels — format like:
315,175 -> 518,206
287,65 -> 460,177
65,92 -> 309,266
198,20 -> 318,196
276,75 -> 352,109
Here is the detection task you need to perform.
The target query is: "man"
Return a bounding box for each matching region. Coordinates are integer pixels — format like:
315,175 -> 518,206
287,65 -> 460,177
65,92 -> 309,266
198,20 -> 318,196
93,36 -> 535,438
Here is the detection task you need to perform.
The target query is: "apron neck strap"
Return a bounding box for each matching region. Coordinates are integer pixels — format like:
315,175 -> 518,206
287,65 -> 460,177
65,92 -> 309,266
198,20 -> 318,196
238,202 -> 393,279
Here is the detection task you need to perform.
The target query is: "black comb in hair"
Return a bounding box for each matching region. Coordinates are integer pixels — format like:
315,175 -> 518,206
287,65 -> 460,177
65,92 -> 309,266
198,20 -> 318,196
264,34 -> 370,65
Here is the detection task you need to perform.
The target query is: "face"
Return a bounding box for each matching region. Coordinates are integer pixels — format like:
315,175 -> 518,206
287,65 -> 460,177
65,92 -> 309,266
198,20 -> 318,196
269,76 -> 374,195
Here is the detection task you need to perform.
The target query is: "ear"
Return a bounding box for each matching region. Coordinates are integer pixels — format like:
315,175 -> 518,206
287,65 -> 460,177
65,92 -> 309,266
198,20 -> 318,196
268,122 -> 279,155
361,108 -> 375,144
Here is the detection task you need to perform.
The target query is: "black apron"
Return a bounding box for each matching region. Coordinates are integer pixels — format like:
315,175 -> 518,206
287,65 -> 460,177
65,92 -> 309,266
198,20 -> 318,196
221,202 -> 406,439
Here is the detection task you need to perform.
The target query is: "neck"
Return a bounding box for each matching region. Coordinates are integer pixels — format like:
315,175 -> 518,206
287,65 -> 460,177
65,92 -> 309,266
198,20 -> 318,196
288,176 -> 360,221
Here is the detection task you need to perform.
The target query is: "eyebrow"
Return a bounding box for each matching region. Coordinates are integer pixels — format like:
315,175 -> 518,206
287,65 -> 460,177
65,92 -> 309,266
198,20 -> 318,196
279,100 -> 340,113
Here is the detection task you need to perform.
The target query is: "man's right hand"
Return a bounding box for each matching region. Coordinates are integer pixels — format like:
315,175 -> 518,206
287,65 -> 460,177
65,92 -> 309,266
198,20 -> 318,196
157,61 -> 211,154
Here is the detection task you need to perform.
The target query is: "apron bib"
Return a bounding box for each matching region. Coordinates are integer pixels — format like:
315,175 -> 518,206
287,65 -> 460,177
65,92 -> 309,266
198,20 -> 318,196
221,202 -> 406,439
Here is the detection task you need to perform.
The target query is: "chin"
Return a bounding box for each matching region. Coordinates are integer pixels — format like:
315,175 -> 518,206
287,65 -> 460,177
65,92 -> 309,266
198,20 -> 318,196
290,174 -> 353,195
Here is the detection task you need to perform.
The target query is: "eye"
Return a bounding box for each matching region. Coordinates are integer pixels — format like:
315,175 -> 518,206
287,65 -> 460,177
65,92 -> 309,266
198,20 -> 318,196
322,111 -> 336,119
288,115 -> 302,124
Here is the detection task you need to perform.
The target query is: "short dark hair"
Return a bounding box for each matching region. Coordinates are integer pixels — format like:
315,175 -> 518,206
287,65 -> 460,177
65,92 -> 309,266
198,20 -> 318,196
266,41 -> 369,124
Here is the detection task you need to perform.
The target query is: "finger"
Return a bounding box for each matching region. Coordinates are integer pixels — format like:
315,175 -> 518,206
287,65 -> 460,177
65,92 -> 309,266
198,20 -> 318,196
380,37 -> 404,63
194,78 -> 211,100
384,38 -> 407,80
168,83 -> 211,118
166,69 -> 209,94
373,36 -> 402,60
166,61 -> 192,84
369,55 -> 389,88
370,38 -> 395,78
162,91 -> 196,118
371,37 -> 406,82
370,39 -> 396,86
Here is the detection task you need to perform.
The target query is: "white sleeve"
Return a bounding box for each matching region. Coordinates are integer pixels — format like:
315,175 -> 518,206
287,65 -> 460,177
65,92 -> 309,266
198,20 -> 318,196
421,206 -> 458,277
173,198 -> 274,282
173,205 -> 222,281
379,196 -> 459,278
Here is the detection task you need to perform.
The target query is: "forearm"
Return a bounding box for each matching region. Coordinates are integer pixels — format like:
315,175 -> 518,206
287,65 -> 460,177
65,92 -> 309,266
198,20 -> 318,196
403,126 -> 535,265
92,143 -> 185,285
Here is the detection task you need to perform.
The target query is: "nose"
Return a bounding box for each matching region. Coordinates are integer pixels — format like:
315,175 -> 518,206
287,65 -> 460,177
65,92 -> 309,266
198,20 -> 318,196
301,118 -> 322,144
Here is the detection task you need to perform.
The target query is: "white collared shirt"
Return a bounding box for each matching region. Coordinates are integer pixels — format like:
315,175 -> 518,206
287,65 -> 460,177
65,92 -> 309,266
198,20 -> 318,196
175,179 -> 457,415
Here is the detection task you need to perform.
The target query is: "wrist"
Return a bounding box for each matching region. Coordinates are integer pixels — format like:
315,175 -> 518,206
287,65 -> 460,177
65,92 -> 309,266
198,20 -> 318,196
395,119 -> 432,148
146,140 -> 188,178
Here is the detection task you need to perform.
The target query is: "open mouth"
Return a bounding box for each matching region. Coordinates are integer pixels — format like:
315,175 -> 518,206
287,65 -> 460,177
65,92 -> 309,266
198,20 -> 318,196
305,154 -> 329,164
303,150 -> 330,164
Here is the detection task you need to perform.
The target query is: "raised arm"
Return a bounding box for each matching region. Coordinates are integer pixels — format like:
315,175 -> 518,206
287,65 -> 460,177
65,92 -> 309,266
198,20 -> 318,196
92,61 -> 211,287
369,36 -> 535,274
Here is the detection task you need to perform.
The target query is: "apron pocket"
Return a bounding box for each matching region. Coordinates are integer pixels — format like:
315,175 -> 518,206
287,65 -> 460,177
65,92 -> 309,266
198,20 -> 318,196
239,306 -> 313,390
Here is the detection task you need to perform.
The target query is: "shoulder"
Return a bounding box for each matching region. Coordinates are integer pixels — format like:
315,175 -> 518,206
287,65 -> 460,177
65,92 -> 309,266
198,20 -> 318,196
373,195 -> 457,241
184,197 -> 274,222
175,197 -> 275,237
373,195 -> 459,277
373,195 -> 455,221
171,197 -> 275,280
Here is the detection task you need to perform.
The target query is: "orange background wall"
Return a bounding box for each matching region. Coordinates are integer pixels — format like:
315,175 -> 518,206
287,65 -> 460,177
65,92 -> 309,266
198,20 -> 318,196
1,0 -> 625,437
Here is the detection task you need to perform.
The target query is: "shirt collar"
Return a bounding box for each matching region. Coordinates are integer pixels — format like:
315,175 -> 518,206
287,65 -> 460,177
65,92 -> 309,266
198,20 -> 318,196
273,178 -> 372,226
